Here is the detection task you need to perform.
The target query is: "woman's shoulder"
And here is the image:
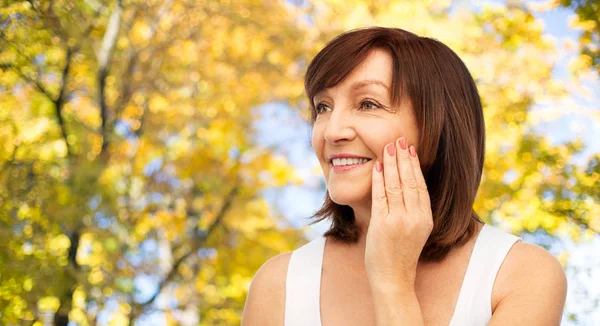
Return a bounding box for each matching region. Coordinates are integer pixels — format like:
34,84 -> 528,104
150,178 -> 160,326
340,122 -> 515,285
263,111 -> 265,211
495,240 -> 566,297
241,251 -> 293,325
491,240 -> 567,322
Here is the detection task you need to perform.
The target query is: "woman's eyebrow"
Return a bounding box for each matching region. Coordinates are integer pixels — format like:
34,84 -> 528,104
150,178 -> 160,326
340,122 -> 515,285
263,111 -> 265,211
313,79 -> 390,102
350,79 -> 390,91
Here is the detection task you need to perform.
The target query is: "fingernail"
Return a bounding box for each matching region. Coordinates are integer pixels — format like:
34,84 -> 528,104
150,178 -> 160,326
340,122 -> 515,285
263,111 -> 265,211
399,137 -> 406,150
376,160 -> 382,172
386,142 -> 395,156
409,146 -> 416,157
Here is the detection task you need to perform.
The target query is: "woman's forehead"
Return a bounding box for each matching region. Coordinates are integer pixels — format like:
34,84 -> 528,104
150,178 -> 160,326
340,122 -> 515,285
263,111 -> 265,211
314,49 -> 393,98
348,49 -> 394,81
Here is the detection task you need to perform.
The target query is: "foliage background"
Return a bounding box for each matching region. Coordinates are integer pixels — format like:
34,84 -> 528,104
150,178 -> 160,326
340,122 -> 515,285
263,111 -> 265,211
0,0 -> 599,325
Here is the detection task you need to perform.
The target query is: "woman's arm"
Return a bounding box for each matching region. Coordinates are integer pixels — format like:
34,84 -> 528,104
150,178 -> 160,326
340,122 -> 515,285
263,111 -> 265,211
370,283 -> 425,325
487,241 -> 567,325
241,252 -> 291,326
366,139 -> 432,325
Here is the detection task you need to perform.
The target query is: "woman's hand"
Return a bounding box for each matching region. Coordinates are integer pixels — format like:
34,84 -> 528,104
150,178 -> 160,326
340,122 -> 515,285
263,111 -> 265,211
365,136 -> 433,292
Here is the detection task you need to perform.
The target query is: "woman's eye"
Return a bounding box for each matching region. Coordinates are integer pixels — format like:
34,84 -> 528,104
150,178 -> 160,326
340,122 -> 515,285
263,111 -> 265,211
360,100 -> 379,110
316,104 -> 331,114
315,100 -> 379,114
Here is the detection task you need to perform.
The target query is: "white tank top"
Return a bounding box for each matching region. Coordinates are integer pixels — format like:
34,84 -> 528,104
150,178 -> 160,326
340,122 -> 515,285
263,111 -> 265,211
284,223 -> 522,326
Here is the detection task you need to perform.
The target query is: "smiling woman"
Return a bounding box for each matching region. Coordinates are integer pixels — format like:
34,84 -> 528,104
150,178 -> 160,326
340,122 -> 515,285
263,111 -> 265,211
306,29 -> 485,257
242,27 -> 567,326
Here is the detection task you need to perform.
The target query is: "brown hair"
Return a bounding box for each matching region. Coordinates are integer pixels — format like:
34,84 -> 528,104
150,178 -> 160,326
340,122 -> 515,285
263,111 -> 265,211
304,27 -> 485,262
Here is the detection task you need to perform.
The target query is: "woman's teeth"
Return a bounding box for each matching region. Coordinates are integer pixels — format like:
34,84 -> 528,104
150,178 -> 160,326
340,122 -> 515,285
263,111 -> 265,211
331,158 -> 371,166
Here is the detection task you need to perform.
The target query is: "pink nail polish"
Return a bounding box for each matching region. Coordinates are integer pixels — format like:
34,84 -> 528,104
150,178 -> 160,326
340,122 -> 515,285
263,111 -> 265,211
386,143 -> 395,156
409,146 -> 416,157
399,137 -> 406,150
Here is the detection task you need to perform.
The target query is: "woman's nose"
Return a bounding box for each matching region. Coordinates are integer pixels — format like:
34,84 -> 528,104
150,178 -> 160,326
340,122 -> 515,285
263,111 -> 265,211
323,109 -> 355,143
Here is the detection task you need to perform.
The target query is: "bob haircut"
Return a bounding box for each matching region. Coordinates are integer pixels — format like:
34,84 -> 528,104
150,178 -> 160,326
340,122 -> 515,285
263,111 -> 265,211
305,27 -> 485,262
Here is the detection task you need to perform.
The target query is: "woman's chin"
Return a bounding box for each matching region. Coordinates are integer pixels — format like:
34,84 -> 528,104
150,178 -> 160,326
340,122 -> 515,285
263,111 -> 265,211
329,189 -> 368,206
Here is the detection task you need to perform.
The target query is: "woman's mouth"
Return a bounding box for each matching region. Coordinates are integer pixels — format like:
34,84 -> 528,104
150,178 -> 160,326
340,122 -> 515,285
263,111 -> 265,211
330,159 -> 372,173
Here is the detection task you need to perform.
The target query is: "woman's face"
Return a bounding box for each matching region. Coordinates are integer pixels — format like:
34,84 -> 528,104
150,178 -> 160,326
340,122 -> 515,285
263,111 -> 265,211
311,48 -> 420,207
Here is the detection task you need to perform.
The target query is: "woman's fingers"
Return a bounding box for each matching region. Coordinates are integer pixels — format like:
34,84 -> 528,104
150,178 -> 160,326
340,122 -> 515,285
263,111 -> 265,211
383,141 -> 405,216
408,145 -> 431,214
371,160 -> 388,219
396,137 -> 419,216
374,138 -> 428,219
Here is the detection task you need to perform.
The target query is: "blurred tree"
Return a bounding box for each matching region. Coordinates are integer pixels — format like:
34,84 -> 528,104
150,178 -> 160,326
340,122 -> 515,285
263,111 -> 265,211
0,0 -> 598,325
0,0 -> 307,325
559,0 -> 600,75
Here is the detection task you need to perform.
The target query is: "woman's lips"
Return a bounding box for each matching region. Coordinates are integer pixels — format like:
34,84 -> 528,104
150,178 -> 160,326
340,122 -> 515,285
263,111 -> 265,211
331,160 -> 372,173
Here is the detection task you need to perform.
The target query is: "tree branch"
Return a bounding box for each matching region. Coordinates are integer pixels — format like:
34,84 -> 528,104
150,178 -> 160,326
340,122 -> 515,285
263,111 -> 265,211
0,49 -> 74,159
113,0 -> 173,121
54,46 -> 74,158
10,65 -> 55,101
134,97 -> 148,138
97,0 -> 123,157
0,34 -> 55,100
128,181 -> 240,321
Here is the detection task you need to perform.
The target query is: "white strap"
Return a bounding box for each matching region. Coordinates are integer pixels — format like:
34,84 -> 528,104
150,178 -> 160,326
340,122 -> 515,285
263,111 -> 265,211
285,236 -> 326,326
451,224 -> 521,325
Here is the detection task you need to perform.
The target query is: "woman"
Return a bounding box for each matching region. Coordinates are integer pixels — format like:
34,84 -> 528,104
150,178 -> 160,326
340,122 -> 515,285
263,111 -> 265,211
242,27 -> 567,325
